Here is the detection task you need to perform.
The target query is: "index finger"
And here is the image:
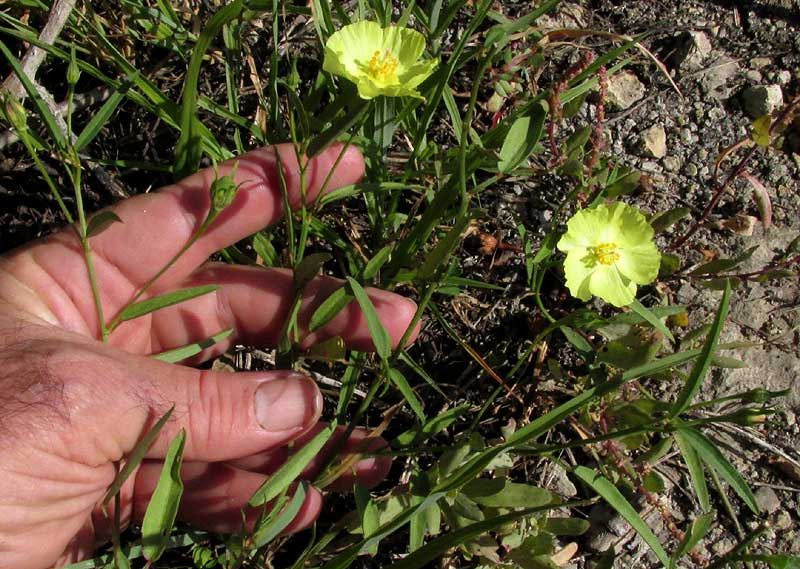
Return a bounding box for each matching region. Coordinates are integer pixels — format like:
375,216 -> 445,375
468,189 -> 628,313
84,143 -> 364,291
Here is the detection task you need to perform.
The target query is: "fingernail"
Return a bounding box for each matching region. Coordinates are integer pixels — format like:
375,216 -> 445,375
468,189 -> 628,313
254,374 -> 321,432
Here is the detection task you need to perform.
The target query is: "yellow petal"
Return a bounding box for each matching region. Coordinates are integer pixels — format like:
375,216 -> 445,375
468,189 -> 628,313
563,249 -> 595,301
589,265 -> 636,307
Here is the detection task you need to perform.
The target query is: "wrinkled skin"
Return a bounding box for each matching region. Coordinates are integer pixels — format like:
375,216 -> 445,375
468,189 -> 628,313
0,144 -> 418,568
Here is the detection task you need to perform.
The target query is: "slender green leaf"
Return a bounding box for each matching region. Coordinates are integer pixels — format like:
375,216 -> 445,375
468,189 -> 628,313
671,281 -> 730,417
74,77 -> 137,151
384,503 -> 567,569
118,285 -> 220,322
346,277 -> 391,360
293,253 -> 332,295
142,429 -> 186,562
629,299 -> 675,342
355,483 -> 380,555
462,478 -> 554,508
249,423 -> 335,506
86,211 -> 122,238
102,407 -> 174,504
151,329 -> 233,363
0,39 -> 67,150
574,466 -> 670,566
671,512 -> 714,568
497,100 -> 548,172
252,482 -> 308,548
309,287 -> 352,333
362,244 -> 394,280
307,97 -> 370,158
673,430 -> 710,511
387,367 -> 425,421
417,214 -> 471,281
677,427 -> 759,514
174,1 -> 245,178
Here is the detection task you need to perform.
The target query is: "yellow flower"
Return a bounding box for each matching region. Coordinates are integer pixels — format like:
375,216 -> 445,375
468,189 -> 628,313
557,202 -> 661,307
323,21 -> 438,100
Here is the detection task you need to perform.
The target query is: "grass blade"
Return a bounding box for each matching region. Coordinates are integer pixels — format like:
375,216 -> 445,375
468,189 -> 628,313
387,367 -> 426,421
174,0 -> 245,179
102,407 -> 174,504
677,427 -> 759,514
151,329 -> 233,363
670,280 -> 731,417
671,511 -> 714,568
384,503 -> 575,569
252,482 -> 308,548
629,298 -> 675,342
574,466 -> 670,567
249,423 -> 335,507
118,285 -> 220,322
346,277 -> 391,361
142,429 -> 186,562
673,429 -> 710,512
0,39 -> 67,150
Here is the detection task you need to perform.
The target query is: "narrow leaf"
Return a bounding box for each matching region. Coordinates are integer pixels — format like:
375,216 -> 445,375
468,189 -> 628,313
74,77 -> 136,151
174,1 -> 244,178
677,427 -> 759,514
384,503 -> 565,569
252,482 -> 308,548
670,280 -> 730,417
574,466 -> 670,567
346,277 -> 391,360
307,97 -> 370,158
309,287 -> 351,333
673,430 -> 710,511
0,39 -> 67,150
142,429 -> 186,562
497,99 -> 548,172
86,211 -> 123,238
151,329 -> 233,363
387,367 -> 426,421
118,285 -> 220,322
629,299 -> 675,342
462,478 -> 554,508
355,483 -> 380,555
103,407 -> 174,504
293,253 -> 332,295
671,511 -> 714,568
249,424 -> 335,506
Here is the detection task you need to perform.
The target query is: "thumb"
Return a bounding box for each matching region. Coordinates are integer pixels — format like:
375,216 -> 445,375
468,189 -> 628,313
65,344 -> 322,463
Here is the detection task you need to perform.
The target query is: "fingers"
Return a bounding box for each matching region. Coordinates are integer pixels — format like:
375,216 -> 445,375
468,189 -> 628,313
56,343 -> 322,463
55,143 -> 364,292
229,425 -> 392,492
133,462 -> 322,534
146,264 -> 420,359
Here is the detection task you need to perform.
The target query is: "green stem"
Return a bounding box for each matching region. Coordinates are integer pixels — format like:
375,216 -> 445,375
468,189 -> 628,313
106,215 -> 215,333
70,159 -> 109,341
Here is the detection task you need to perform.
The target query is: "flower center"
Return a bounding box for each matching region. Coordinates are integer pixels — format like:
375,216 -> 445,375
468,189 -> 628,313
369,50 -> 399,80
590,242 -> 620,266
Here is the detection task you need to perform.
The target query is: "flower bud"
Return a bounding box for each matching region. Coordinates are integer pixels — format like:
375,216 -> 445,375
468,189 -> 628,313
209,162 -> 241,215
67,47 -> 81,86
2,95 -> 27,132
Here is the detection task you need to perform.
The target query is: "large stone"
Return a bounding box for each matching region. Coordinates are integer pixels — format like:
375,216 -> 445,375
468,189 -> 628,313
743,85 -> 784,118
638,124 -> 667,158
699,57 -> 740,98
672,31 -> 713,71
606,71 -> 646,110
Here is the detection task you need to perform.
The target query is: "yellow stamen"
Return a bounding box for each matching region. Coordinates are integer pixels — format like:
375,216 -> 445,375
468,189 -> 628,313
369,50 -> 399,80
591,242 -> 620,265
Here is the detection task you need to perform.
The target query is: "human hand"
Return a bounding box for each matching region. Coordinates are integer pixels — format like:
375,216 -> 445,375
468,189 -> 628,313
0,144 -> 418,568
